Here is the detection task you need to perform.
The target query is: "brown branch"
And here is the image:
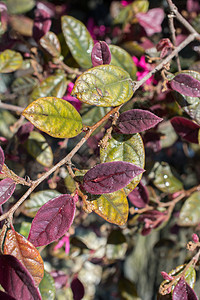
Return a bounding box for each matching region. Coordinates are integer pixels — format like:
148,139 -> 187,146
168,12 -> 181,71
0,101 -> 24,113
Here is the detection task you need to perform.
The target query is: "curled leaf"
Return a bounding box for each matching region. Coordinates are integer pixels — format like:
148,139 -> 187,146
170,117 -> 200,144
128,182 -> 149,208
172,277 -> 198,300
28,194 -> 76,247
170,73 -> 200,97
91,41 -> 111,67
0,178 -> 16,205
115,109 -> 162,134
83,161 -> 144,195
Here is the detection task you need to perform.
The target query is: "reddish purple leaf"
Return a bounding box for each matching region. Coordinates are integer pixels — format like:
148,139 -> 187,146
28,194 -> 76,247
0,146 -> 4,172
173,277 -> 198,300
71,277 -> 85,300
170,117 -> 200,144
16,122 -> 34,143
136,8 -> 164,36
156,38 -> 173,59
138,210 -> 167,235
115,109 -> 163,134
169,74 -> 200,97
0,255 -> 42,300
91,41 -> 111,67
33,8 -> 51,41
0,178 -> 16,205
128,182 -> 149,208
83,161 -> 144,195
187,0 -> 200,13
0,290 -> 17,300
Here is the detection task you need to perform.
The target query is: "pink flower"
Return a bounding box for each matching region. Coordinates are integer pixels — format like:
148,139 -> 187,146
87,17 -> 108,42
54,234 -> 70,254
62,82 -> 82,112
132,55 -> 155,85
121,1 -> 132,6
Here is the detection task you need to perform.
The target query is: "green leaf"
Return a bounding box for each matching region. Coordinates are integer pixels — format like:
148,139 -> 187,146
18,221 -> 32,239
0,50 -> 23,73
39,270 -> 56,300
11,76 -> 39,95
61,15 -> 94,69
30,73 -> 67,102
91,189 -> 129,225
40,31 -> 61,58
2,0 -> 35,14
72,65 -> 134,107
169,265 -> 196,289
172,70 -> 200,124
25,131 -> 53,167
100,133 -> 145,195
149,162 -> 183,194
22,190 -> 61,218
178,191 -> 200,226
23,97 -> 83,138
0,110 -> 17,138
109,45 -> 137,80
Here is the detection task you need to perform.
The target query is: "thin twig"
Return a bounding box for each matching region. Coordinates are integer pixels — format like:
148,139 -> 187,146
168,12 -> 181,71
0,101 -> 24,113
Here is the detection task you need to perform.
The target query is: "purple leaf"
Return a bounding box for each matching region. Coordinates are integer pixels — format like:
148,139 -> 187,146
172,277 -> 198,300
170,117 -> 200,144
0,255 -> 42,300
28,194 -> 76,247
136,8 -> 164,36
71,277 -> 85,300
0,2 -> 8,33
169,74 -> 200,97
0,178 -> 16,205
16,122 -> 34,143
91,41 -> 111,67
0,290 -> 17,300
187,0 -> 200,13
128,182 -> 149,208
83,161 -> 144,195
33,8 -> 51,41
0,146 -> 4,172
115,109 -> 163,134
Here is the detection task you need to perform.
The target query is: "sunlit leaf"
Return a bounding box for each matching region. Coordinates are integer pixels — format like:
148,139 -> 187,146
100,133 -> 145,195
149,162 -> 183,194
23,97 -> 83,138
0,178 -> 16,205
28,194 -> 76,247
30,73 -> 67,102
3,229 -> 44,286
40,31 -> 61,58
72,65 -> 134,107
19,221 -> 32,239
39,270 -> 56,300
0,50 -> 23,73
0,146 -> 4,172
61,15 -> 94,68
91,41 -> 111,67
4,0 -> 35,14
115,109 -> 162,134
178,191 -> 200,226
0,255 -> 42,300
109,45 -> 137,80
172,70 -> 200,124
170,116 -> 200,143
170,73 -> 200,97
91,189 -> 128,225
22,190 -> 61,218
25,131 -> 53,167
83,161 -> 144,194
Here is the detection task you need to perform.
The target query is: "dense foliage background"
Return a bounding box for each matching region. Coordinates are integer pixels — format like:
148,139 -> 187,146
0,0 -> 200,299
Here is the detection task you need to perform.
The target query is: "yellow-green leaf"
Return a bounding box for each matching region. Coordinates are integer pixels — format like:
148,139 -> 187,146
91,190 -> 128,225
72,65 -> 134,107
30,73 -> 67,102
4,0 -> 35,14
22,190 -> 61,218
40,31 -> 61,58
25,131 -> 53,167
100,133 -> 145,195
39,270 -> 56,300
61,15 -> 94,69
178,191 -> 200,226
0,50 -> 23,73
23,97 -> 83,138
109,45 -> 137,80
